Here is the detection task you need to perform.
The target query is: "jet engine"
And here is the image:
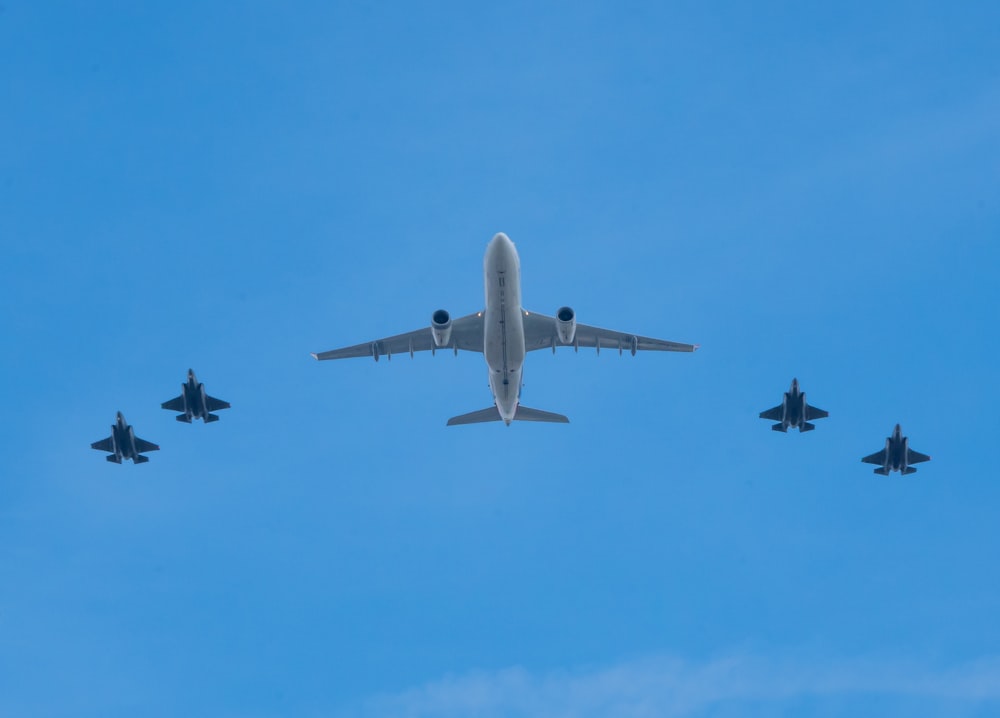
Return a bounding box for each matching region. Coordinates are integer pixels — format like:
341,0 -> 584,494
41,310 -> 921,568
431,309 -> 452,347
555,306 -> 576,344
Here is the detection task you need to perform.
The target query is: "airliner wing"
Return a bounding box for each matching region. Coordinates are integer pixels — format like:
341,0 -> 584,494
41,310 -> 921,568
522,311 -> 697,354
312,312 -> 485,360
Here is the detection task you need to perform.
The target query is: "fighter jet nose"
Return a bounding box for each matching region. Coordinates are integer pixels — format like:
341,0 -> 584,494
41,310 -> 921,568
116,411 -> 125,421
491,232 -> 511,245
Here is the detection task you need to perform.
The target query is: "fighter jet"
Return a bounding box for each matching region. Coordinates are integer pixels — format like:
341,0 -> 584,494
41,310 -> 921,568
759,378 -> 829,432
312,233 -> 697,425
91,411 -> 160,464
861,424 -> 931,475
161,369 -> 230,423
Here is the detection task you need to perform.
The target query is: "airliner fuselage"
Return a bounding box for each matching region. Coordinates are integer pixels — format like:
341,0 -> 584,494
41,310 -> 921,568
483,233 -> 526,423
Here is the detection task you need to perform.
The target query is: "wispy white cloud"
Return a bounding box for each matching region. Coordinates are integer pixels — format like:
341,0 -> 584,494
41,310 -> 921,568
345,653 -> 1000,718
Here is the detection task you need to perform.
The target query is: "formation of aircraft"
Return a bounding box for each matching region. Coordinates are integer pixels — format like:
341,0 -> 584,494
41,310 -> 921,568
92,233 -> 931,474
91,370 -> 229,465
757,380 -> 930,473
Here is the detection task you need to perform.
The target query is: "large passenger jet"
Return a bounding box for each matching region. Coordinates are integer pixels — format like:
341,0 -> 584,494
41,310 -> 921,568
312,233 -> 697,425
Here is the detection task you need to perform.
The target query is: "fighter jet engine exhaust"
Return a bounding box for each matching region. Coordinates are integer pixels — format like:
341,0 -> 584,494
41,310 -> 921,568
555,306 -> 576,344
431,309 -> 452,347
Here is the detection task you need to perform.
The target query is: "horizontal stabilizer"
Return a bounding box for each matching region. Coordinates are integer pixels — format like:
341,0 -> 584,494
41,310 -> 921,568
447,407 -> 502,426
133,454 -> 150,464
105,454 -> 122,464
800,422 -> 816,432
446,405 -> 571,426
902,466 -> 918,475
175,414 -> 192,423
205,413 -> 221,423
513,405 -> 570,423
771,423 -> 787,433
873,467 -> 890,475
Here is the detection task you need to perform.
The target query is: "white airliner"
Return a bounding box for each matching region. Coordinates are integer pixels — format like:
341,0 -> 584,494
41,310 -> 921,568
312,233 -> 698,425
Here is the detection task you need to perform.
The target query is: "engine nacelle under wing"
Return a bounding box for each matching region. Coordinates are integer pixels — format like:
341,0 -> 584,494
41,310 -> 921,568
431,309 -> 452,347
555,306 -> 576,344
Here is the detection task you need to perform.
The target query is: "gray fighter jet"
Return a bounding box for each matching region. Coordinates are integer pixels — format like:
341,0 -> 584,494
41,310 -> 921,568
759,378 -> 829,432
861,424 -> 931,475
91,411 -> 160,464
161,369 -> 230,423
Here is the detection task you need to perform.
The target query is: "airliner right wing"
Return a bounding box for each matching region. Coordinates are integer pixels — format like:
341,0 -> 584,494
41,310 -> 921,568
312,312 -> 485,361
522,311 -> 697,354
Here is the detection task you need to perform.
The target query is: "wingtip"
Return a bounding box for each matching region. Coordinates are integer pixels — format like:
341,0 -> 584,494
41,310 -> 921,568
692,344 -> 700,352
310,352 -> 319,360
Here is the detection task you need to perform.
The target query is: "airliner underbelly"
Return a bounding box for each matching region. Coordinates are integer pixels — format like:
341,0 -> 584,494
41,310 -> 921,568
483,234 -> 525,422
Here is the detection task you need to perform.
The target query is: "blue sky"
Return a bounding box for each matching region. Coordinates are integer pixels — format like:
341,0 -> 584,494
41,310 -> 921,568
1,2 -> 999,716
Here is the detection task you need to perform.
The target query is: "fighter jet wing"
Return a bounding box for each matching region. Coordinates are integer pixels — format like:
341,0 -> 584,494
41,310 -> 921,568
861,449 -> 888,465
312,312 -> 485,360
522,311 -> 697,353
759,405 -> 784,421
906,448 -> 931,464
161,396 -> 185,412
805,405 -> 829,420
134,438 -> 160,453
91,437 -> 114,452
205,395 -> 231,411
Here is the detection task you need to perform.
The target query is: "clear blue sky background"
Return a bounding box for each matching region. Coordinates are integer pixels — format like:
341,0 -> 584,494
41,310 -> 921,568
2,3 -> 998,717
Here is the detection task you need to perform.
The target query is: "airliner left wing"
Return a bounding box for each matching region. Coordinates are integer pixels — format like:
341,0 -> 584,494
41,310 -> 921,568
521,311 -> 697,354
313,312 -> 485,361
